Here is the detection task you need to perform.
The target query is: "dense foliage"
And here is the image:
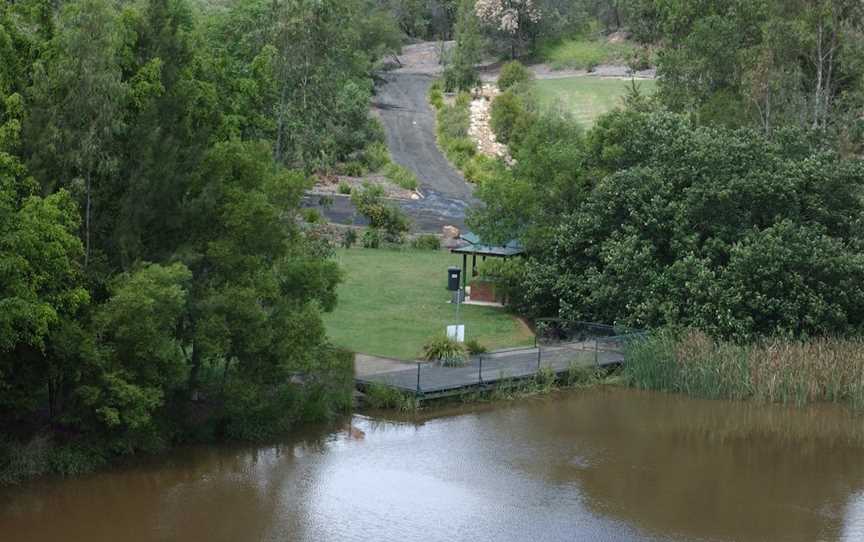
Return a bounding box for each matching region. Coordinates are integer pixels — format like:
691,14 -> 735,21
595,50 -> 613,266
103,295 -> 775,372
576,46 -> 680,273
474,92 -> 864,340
0,0 -> 397,481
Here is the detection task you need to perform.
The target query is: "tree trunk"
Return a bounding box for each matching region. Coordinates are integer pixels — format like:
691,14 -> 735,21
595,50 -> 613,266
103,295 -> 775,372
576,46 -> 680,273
85,173 -> 92,266
187,339 -> 202,399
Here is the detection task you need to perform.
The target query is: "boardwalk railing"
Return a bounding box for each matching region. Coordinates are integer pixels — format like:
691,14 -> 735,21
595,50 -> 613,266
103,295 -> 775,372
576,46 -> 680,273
358,322 -> 645,400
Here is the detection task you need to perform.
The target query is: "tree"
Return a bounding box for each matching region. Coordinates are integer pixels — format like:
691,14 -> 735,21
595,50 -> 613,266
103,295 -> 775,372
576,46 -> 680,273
0,93 -> 89,420
444,0 -> 483,91
80,263 -> 191,449
25,0 -> 127,267
475,0 -> 542,58
525,109 -> 864,339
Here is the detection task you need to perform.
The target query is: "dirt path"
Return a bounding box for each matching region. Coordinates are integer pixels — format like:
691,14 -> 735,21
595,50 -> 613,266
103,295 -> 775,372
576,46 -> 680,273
315,42 -> 475,232
313,42 -> 655,233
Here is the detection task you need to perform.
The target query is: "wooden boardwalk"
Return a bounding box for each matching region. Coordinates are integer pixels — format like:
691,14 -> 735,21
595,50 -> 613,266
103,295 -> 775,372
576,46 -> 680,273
356,342 -> 624,399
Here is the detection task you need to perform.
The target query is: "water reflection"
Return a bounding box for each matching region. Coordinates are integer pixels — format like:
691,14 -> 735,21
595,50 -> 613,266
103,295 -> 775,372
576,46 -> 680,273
2,388 -> 864,542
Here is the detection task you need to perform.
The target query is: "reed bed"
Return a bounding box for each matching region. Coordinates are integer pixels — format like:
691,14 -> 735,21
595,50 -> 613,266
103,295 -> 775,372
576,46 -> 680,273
625,331 -> 864,409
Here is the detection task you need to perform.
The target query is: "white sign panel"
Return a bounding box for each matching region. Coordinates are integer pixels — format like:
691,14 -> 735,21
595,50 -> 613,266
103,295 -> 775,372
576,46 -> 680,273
446,325 -> 465,342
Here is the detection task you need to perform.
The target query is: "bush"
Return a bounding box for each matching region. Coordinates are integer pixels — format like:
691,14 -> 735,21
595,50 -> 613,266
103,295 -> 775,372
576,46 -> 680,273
338,160 -> 367,177
445,137 -> 477,167
362,228 -> 381,248
490,91 -> 526,144
383,162 -> 419,191
444,63 -> 478,92
302,208 -> 322,223
465,339 -> 488,356
455,91 -> 472,108
411,234 -> 440,250
429,88 -> 445,110
462,154 -> 501,184
628,48 -> 652,72
342,229 -> 358,248
364,382 -> 417,411
498,60 -> 532,91
337,181 -> 352,195
363,141 -> 391,172
423,335 -> 468,367
351,183 -> 412,238
318,195 -> 334,207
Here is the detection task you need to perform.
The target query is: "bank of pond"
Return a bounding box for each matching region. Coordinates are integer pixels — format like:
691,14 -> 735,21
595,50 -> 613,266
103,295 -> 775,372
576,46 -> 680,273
3,386 -> 864,542
5,330 -> 864,489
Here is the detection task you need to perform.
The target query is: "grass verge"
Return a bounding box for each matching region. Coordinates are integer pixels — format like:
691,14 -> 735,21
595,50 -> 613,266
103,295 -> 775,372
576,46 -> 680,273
429,81 -> 503,184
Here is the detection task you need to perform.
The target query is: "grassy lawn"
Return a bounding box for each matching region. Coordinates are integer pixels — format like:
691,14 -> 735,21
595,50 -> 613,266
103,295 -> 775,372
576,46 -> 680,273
323,248 -> 534,360
533,77 -> 657,126
537,38 -> 636,70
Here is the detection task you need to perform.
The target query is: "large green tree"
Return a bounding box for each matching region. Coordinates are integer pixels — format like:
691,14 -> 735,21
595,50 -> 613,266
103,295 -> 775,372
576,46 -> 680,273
25,0 -> 127,267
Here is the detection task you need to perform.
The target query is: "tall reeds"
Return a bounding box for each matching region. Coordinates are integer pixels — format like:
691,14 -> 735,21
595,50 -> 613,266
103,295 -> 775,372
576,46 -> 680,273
625,331 -> 864,409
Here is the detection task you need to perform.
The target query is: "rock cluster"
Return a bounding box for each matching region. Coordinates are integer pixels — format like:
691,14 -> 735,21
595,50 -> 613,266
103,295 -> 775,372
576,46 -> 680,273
468,84 -> 512,162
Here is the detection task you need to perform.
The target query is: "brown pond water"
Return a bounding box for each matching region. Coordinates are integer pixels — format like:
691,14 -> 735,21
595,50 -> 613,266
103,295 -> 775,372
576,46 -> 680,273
2,387 -> 864,542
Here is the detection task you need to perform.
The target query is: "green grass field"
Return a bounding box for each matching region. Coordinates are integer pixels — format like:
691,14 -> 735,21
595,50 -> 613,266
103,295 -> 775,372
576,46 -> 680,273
533,77 -> 657,126
323,248 -> 534,360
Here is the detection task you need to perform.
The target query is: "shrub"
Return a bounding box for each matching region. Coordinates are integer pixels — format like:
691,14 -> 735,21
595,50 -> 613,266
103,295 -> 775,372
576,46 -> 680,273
429,88 -> 445,110
444,63 -> 478,92
455,91 -> 472,108
437,101 -> 471,140
318,195 -> 334,207
364,382 -> 417,411
498,60 -> 532,91
342,229 -> 358,248
362,228 -> 381,248
383,162 -> 419,191
338,160 -> 367,177
363,141 -> 391,172
490,91 -> 526,144
337,180 -> 352,195
445,137 -> 477,168
302,208 -> 322,223
351,183 -> 411,238
462,154 -> 501,184
411,234 -> 440,250
628,48 -> 652,72
423,335 -> 468,367
465,339 -> 488,356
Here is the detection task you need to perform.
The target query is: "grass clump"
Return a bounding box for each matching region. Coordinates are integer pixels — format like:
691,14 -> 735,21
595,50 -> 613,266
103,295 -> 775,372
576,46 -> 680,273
383,162 -> 419,191
423,335 -> 468,367
337,180 -> 352,195
364,382 -> 417,411
465,339 -> 488,356
625,331 -> 864,409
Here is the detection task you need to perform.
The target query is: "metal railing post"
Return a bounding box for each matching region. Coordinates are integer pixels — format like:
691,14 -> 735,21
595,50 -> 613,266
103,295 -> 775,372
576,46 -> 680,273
537,346 -> 541,371
594,338 -> 599,368
416,362 -> 421,396
478,355 -> 483,384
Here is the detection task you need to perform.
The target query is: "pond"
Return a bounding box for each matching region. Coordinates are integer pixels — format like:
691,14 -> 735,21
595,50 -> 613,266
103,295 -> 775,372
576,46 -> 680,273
2,388 -> 864,541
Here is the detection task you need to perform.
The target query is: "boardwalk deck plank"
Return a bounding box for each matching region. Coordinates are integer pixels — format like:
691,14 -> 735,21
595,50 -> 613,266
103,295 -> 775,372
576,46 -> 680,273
356,344 -> 624,396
